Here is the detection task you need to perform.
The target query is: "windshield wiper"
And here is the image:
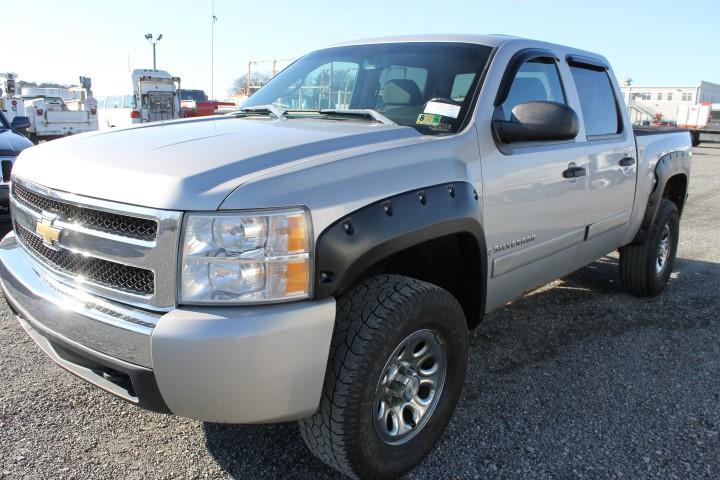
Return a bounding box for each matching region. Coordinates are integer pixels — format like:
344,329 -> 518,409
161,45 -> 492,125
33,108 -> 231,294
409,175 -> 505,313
318,109 -> 395,125
235,104 -> 285,119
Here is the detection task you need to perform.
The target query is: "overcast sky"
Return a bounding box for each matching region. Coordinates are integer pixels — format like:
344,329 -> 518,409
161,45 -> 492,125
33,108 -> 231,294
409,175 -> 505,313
5,0 -> 719,99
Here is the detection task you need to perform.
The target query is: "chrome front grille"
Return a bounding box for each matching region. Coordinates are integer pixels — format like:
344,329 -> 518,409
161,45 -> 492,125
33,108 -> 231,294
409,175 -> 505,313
10,177 -> 183,310
14,221 -> 155,295
13,183 -> 158,240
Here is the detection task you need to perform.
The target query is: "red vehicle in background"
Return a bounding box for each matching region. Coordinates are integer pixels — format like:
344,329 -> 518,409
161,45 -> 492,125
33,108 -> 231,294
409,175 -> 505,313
180,89 -> 235,118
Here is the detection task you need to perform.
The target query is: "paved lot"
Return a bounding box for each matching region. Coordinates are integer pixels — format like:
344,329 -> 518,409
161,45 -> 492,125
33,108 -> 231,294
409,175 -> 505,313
1,144 -> 719,480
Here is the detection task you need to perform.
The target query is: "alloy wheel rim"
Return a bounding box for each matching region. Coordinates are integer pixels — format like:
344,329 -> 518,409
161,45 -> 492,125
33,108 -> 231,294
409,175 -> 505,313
656,223 -> 671,275
373,329 -> 447,445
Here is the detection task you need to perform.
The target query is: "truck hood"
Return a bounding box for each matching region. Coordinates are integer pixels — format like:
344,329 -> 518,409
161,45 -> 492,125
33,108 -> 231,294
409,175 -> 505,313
12,116 -> 419,210
0,129 -> 33,156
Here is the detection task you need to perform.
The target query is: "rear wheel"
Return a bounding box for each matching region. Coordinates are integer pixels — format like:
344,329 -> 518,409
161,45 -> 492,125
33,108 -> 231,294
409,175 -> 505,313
619,199 -> 679,296
299,275 -> 468,479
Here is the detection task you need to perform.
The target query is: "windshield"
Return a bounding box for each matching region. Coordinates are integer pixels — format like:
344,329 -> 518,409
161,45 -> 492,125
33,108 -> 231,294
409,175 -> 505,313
181,90 -> 207,102
243,42 -> 493,134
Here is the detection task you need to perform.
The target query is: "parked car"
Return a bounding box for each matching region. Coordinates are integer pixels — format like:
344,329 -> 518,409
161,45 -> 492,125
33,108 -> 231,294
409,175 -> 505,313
0,35 -> 692,479
0,111 -> 32,222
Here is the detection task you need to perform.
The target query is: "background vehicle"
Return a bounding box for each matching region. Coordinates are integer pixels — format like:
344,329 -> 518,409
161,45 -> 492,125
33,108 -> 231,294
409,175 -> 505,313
96,70 -> 182,129
0,111 -> 32,222
22,95 -> 98,143
132,69 -> 181,122
676,102 -> 720,146
180,89 -> 235,118
95,94 -> 141,129
0,36 -> 692,480
0,73 -> 25,125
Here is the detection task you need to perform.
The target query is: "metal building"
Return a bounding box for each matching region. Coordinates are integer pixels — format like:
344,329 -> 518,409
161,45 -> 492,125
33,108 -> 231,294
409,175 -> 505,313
620,80 -> 720,124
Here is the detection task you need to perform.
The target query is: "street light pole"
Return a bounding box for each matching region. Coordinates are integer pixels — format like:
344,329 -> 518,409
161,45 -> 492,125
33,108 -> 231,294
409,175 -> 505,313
211,0 -> 217,100
144,33 -> 163,70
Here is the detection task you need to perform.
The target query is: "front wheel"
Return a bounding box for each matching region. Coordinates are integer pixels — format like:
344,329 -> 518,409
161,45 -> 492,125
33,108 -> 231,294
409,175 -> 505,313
299,275 -> 468,479
619,199 -> 679,296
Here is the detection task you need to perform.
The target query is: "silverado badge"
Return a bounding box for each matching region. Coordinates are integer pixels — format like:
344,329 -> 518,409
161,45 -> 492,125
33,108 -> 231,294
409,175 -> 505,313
35,215 -> 62,248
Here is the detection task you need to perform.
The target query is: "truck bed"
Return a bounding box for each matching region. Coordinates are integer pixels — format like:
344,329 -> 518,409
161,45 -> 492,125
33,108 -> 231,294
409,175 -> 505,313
633,126 -> 689,136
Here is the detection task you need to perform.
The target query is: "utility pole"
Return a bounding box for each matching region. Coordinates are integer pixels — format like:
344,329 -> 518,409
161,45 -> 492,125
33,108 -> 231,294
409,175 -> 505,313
144,33 -> 163,70
211,0 -> 217,100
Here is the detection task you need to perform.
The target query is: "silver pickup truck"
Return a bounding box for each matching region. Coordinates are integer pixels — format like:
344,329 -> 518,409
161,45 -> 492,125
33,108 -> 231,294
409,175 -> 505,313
0,35 -> 691,479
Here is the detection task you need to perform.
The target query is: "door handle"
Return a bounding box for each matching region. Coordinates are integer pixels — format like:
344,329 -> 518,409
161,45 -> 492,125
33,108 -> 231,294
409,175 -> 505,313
562,165 -> 586,179
619,157 -> 635,167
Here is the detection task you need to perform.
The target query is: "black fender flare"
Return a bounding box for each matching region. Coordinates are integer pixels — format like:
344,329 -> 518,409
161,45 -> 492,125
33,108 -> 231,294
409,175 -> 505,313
313,182 -> 487,313
632,150 -> 690,244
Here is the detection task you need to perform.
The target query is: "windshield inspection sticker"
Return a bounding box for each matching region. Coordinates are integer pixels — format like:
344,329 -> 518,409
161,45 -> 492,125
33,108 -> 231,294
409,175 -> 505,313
416,113 -> 442,126
424,101 -> 461,119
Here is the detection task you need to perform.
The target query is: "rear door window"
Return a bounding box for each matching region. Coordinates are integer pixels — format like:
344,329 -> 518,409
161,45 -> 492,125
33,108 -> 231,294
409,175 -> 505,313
501,58 -> 565,121
569,65 -> 621,137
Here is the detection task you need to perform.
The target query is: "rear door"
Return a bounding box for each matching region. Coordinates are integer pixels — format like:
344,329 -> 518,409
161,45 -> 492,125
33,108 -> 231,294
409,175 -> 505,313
478,50 -> 592,310
566,58 -> 637,254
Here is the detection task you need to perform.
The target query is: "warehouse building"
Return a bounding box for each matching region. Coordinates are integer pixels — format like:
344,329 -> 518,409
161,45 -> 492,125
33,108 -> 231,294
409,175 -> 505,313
619,80 -> 720,124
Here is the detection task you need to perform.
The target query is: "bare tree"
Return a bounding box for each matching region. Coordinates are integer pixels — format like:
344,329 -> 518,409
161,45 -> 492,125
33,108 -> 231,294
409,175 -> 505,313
230,72 -> 270,96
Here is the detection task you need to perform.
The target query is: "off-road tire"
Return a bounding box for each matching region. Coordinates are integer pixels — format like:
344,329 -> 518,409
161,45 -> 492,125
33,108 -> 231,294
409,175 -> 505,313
619,199 -> 679,296
299,275 -> 468,479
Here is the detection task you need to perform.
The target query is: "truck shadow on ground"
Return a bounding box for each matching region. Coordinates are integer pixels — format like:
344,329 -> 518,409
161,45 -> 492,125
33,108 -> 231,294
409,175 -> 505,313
201,254 -> 719,479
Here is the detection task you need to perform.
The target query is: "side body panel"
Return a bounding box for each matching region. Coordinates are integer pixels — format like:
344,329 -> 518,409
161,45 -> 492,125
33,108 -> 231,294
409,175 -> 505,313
474,40 -> 690,312
624,131 -> 692,245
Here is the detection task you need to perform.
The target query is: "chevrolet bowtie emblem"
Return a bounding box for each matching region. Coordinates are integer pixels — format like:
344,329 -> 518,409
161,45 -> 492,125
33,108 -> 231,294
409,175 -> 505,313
35,216 -> 62,247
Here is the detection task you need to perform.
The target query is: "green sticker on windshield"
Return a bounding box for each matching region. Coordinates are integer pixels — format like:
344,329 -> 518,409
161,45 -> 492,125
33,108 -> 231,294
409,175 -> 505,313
416,113 -> 441,126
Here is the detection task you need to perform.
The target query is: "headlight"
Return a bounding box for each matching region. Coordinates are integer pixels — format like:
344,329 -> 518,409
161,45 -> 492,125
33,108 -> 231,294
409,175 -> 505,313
180,208 -> 312,304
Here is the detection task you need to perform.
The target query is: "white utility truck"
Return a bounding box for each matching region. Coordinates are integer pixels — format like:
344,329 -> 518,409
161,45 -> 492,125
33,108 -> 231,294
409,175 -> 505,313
97,70 -> 182,129
676,102 -> 720,146
23,96 -> 98,144
0,73 -> 24,124
16,76 -> 98,143
131,69 -> 181,123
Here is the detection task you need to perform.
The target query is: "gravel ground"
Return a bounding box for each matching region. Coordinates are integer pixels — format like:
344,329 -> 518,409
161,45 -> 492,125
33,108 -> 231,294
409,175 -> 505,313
1,144 -> 719,480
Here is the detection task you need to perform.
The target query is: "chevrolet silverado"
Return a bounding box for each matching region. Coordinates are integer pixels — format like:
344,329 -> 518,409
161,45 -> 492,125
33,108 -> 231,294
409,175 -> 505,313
0,35 -> 691,479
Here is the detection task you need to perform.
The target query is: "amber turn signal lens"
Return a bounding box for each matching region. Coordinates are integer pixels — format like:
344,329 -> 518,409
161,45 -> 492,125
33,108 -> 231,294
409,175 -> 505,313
287,214 -> 309,253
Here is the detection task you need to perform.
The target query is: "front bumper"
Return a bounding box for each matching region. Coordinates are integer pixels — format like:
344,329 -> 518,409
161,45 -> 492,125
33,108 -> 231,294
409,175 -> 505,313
0,232 -> 337,423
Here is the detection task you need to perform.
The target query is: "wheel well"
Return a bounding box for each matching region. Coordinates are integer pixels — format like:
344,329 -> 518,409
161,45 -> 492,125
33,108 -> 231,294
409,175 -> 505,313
357,233 -> 484,328
662,174 -> 688,215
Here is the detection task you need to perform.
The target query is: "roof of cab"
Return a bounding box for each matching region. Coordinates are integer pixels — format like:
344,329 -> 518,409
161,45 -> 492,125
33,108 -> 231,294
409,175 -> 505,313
326,34 -> 610,69
329,34 -> 515,49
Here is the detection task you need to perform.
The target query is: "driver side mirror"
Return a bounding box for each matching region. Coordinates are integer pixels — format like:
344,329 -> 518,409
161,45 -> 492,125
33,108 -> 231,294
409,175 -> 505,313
493,101 -> 578,143
11,116 -> 31,132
